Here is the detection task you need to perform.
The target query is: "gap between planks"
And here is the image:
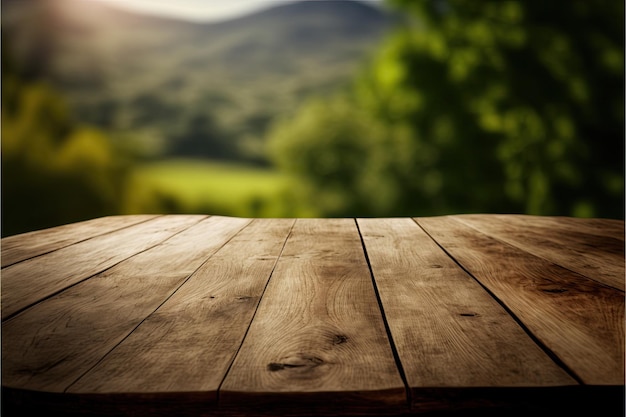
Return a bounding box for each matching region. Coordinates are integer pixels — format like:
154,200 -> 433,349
3,215 -> 252,394
217,218 -> 407,413
1,215 -> 163,269
64,217 -> 256,393
354,219 -> 412,407
215,219 -> 296,402
1,216 -> 209,323
3,215 -> 621,415
216,217 -> 579,410
412,217 -> 590,385
453,215 -> 624,292
430,217 -> 623,385
64,218 -> 295,399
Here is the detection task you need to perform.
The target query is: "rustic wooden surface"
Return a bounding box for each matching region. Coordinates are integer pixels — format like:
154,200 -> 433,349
1,214 -> 624,416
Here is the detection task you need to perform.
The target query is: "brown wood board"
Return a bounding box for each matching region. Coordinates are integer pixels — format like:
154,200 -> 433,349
415,216 -> 625,386
455,214 -> 625,291
2,216 -> 250,393
466,214 -> 625,241
68,218 -> 294,398
1,215 -> 158,268
1,215 -> 205,320
1,215 -> 623,416
219,218 -> 406,414
357,218 -> 576,410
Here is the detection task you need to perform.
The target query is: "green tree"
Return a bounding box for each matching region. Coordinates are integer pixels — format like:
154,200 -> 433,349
268,97 -> 392,216
171,112 -> 233,159
1,75 -> 130,236
268,0 -> 624,218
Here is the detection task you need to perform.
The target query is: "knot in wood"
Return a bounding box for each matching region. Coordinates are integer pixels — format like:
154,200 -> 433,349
267,354 -> 324,372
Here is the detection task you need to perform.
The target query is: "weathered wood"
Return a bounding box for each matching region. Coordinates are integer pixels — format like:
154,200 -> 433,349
1,215 -> 205,320
68,219 -> 294,398
455,214 -> 625,291
416,216 -> 625,385
357,218 -> 576,410
1,216 -> 249,393
475,214 -> 625,241
1,215 -> 159,268
219,219 -> 406,415
1,214 -> 623,416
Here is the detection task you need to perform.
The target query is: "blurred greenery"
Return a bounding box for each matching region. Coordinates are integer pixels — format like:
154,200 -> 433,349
1,0 -> 393,164
124,158 -> 316,218
2,0 -> 624,237
268,0 -> 624,219
1,70 -> 130,236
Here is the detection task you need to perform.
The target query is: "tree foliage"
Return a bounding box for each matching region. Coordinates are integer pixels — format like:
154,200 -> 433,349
268,0 -> 624,218
1,73 -> 130,236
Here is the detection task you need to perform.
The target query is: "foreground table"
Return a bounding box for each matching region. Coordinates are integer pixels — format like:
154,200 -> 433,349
1,214 -> 624,416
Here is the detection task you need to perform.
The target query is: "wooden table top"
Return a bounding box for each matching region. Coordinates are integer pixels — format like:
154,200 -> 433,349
1,214 -> 624,416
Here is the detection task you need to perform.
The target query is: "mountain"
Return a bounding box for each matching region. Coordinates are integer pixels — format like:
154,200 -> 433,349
2,0 -> 398,161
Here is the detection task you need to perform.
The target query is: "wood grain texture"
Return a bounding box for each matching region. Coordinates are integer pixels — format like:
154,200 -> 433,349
68,218 -> 294,397
416,216 -> 625,385
1,215 -> 159,268
475,214 -> 625,241
1,215 -> 204,320
2,216 -> 249,393
358,218 -> 575,408
220,219 -> 406,414
2,215 -> 623,416
455,214 -> 625,291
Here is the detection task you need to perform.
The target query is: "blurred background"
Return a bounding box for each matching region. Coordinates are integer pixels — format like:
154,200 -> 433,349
2,0 -> 624,237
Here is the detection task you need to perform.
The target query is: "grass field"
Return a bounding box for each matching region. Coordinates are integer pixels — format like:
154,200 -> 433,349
123,158 -> 315,218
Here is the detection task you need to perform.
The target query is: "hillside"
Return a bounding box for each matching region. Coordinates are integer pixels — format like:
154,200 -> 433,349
2,0 -> 397,161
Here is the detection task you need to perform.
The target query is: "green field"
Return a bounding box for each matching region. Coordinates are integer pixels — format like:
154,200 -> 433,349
124,159 -> 315,218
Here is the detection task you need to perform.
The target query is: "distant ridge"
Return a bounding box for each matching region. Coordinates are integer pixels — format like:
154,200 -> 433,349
227,0 -> 387,23
2,0 -> 398,161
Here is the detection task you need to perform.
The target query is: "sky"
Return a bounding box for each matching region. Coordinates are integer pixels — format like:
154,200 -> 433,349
86,0 -> 382,23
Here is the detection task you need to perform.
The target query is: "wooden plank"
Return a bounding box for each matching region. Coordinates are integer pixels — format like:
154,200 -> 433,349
475,214 -> 625,241
2,216 -> 250,393
68,219 -> 294,398
1,215 -> 158,268
219,219 -> 406,415
416,216 -> 625,386
357,218 -> 576,411
1,215 -> 204,320
455,214 -> 625,291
